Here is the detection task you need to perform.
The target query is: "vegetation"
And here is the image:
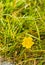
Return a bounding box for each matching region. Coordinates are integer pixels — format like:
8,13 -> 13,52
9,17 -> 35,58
0,0 -> 45,65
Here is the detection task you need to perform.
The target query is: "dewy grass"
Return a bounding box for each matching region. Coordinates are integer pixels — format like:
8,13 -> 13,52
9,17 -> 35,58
0,0 -> 45,65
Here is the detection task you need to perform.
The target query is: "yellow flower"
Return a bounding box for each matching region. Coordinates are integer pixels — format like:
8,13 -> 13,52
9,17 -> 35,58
22,37 -> 34,49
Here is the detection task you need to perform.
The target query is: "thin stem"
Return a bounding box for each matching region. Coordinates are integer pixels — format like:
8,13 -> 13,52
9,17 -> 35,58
34,21 -> 42,49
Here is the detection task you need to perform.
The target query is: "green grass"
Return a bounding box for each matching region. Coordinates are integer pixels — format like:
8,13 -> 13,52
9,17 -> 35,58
0,0 -> 45,65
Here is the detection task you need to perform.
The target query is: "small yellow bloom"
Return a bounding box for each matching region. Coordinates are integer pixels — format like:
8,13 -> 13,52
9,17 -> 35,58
22,37 -> 34,49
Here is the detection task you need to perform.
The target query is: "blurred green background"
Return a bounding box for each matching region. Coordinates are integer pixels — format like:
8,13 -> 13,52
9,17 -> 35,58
0,0 -> 45,65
